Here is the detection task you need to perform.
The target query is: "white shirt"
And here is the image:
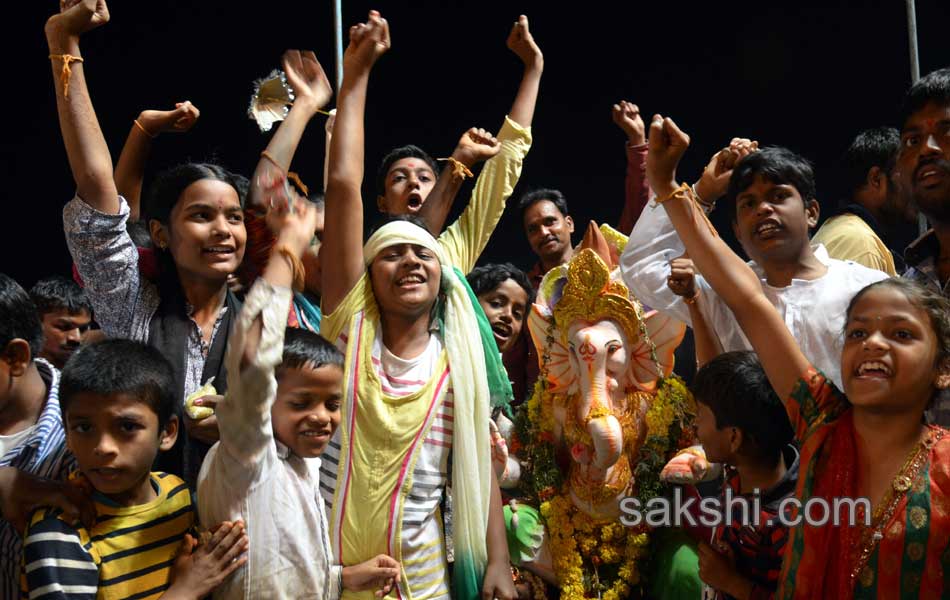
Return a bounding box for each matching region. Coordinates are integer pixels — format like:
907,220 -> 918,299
620,199 -> 889,389
197,280 -> 342,600
0,424 -> 37,458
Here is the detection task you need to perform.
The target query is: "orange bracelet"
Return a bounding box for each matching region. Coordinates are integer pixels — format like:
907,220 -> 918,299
657,182 -> 720,238
133,119 -> 156,139
49,54 -> 83,99
437,157 -> 474,180
274,245 -> 305,292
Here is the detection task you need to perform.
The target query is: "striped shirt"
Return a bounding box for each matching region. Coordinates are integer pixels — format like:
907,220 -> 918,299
321,334 -> 454,600
0,359 -> 71,600
21,472 -> 194,600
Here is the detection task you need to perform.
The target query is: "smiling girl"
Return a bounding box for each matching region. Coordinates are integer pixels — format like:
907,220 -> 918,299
643,113 -> 950,599
47,0 -> 245,485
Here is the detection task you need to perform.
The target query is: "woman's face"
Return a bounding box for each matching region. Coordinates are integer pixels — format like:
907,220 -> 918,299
156,179 -> 247,284
369,243 -> 441,320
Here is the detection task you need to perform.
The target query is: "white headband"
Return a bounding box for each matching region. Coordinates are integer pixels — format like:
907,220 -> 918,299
362,220 -> 446,266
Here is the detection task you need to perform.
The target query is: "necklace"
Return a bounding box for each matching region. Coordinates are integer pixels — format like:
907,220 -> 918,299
850,427 -> 943,584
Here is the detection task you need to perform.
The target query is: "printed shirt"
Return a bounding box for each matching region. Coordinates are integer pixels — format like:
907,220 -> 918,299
63,196 -> 229,404
197,279 -> 342,600
21,472 -> 194,600
711,445 -> 800,600
620,199 -> 889,390
777,369 -> 950,600
0,359 -> 71,600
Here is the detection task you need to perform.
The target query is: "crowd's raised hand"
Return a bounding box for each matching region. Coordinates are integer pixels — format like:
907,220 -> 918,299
344,10 -> 391,75
694,137 -> 759,204
612,100 -> 646,146
283,49 -> 333,115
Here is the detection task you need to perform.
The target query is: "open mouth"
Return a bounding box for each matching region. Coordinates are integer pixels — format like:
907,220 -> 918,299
300,430 -> 331,440
396,274 -> 425,288
491,322 -> 512,343
916,165 -> 948,188
406,193 -> 424,211
855,360 -> 892,378
202,245 -> 236,258
91,467 -> 123,481
753,220 -> 782,239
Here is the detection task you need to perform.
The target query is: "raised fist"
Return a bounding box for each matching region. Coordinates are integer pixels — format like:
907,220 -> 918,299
646,114 -> 691,199
138,101 -> 200,137
452,127 -> 501,168
282,49 -> 333,112
46,0 -> 109,39
612,101 -> 645,146
507,15 -> 543,70
343,10 -> 391,74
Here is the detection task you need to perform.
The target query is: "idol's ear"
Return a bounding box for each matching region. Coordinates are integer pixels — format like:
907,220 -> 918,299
527,304 -> 575,395
629,310 -> 686,392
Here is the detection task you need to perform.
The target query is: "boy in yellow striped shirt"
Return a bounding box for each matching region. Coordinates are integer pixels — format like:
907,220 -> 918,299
21,339 -> 247,600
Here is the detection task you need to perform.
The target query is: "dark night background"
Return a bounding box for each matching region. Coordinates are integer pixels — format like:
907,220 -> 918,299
4,1 -> 950,288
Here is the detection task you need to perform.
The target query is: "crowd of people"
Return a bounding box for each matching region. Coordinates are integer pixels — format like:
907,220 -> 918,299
2,0 -> 950,599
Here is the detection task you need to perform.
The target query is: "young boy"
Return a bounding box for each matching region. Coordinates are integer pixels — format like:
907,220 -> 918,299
0,274 -> 73,598
666,351 -> 798,600
467,263 -> 534,356
197,194 -> 400,599
21,339 -> 248,599
621,145 -> 888,388
29,275 -> 93,369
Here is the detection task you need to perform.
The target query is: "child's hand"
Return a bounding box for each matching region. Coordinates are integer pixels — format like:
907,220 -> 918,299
667,255 -> 698,302
452,128 -> 501,168
46,0 -> 109,40
137,102 -> 200,137
612,101 -> 645,146
645,114 -> 691,199
167,521 -> 249,600
694,138 -> 758,204
282,49 -> 333,113
343,11 -> 391,75
265,183 -> 320,259
660,446 -> 709,484
183,395 -> 221,445
0,467 -> 96,532
507,15 -> 543,71
342,554 -> 401,597
481,561 -> 517,600
697,540 -> 752,598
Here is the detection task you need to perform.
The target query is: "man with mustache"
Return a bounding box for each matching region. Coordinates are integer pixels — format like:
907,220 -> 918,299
899,67 -> 950,296
812,127 -> 919,275
29,276 -> 93,369
896,67 -> 950,425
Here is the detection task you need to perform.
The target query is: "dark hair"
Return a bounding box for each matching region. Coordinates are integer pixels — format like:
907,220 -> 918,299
839,127 -> 900,201
375,145 -> 440,198
30,276 -> 92,319
144,163 -> 246,225
517,188 -> 570,221
0,273 -> 44,358
368,213 -> 434,237
692,351 -> 793,467
308,192 -> 326,210
846,278 -> 950,369
899,67 -> 950,130
126,220 -> 154,249
279,328 -> 344,373
724,147 -> 817,224
467,263 -> 536,306
60,339 -> 177,428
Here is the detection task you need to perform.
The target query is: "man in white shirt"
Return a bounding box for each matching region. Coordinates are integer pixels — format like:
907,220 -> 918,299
621,146 -> 888,389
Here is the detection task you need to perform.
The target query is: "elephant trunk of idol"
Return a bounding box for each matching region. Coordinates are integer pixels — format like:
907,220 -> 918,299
577,375 -> 624,473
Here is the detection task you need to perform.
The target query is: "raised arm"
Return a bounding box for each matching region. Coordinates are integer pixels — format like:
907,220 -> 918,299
612,101 -> 650,233
45,0 -> 117,213
645,116 -> 809,400
506,15 -> 543,128
115,101 -> 199,221
322,11 -> 390,314
248,50 -> 332,209
416,128 -> 501,234
667,256 -> 724,367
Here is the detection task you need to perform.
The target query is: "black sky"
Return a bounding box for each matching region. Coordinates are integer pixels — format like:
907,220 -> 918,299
5,1 -> 950,286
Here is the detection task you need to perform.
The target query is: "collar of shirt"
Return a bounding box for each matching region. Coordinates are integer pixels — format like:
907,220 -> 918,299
2,358 -> 62,466
904,228 -> 939,269
724,444 -> 800,511
747,243 -> 831,283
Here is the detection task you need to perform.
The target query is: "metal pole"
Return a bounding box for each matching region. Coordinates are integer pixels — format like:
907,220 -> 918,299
906,0 -> 930,236
906,0 -> 920,83
333,0 -> 344,90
